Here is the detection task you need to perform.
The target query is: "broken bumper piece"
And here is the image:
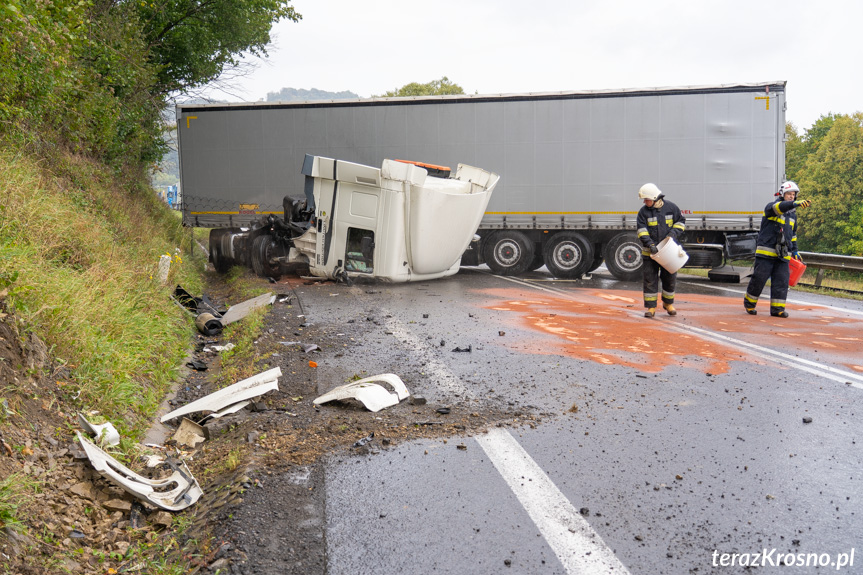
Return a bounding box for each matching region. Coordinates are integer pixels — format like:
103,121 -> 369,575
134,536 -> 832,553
76,432 -> 203,511
161,367 -> 282,423
313,373 -> 410,412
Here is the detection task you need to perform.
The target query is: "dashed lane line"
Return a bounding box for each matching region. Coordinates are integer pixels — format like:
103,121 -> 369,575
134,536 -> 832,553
477,428 -> 631,574
384,313 -> 630,574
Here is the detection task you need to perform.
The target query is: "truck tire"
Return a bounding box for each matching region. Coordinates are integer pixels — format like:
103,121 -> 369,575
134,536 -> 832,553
603,232 -> 643,282
542,232 -> 593,279
251,234 -> 283,280
483,231 -> 535,275
209,230 -> 232,274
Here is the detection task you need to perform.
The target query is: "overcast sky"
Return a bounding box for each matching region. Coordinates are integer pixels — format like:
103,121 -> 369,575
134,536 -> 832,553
205,0 -> 860,131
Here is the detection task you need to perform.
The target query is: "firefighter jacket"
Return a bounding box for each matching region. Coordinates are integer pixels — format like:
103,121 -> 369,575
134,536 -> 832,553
755,200 -> 797,260
637,199 -> 686,256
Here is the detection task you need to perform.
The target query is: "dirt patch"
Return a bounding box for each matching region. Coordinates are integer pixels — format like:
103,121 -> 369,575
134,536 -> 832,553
171,276 -> 535,574
0,272 -> 535,574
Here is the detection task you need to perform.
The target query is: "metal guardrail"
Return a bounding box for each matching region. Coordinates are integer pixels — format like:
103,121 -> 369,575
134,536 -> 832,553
798,251 -> 863,287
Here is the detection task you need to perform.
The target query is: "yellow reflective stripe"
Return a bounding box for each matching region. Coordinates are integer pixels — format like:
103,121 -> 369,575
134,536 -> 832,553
756,248 -> 778,257
644,295 -> 658,302
673,223 -> 686,230
770,300 -> 786,307
745,293 -> 759,304
647,221 -> 658,226
637,230 -> 649,237
772,202 -> 784,216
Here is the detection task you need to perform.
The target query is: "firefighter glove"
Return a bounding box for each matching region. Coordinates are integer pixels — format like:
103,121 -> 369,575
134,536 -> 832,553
649,243 -> 659,255
792,250 -> 800,259
794,199 -> 811,209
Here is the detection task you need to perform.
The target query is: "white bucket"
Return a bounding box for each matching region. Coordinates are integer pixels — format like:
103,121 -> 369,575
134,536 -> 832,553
650,237 -> 689,273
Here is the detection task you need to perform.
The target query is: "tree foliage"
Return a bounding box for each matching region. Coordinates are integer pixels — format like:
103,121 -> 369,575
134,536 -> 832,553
136,0 -> 300,95
792,114 -> 863,255
0,0 -> 299,168
378,76 -> 465,98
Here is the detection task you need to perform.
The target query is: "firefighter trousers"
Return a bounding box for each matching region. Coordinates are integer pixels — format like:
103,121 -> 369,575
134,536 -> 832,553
643,258 -> 676,309
744,256 -> 789,314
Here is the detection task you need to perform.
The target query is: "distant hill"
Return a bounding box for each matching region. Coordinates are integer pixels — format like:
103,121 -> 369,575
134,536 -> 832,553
266,87 -> 360,102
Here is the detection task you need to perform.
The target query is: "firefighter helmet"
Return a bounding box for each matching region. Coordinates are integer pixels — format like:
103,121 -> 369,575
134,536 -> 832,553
638,183 -> 662,201
777,181 -> 799,197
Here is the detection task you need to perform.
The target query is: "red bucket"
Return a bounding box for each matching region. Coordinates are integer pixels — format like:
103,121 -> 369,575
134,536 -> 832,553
788,257 -> 806,287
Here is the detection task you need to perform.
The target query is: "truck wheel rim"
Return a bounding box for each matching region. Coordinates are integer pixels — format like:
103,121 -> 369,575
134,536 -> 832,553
615,243 -> 642,271
495,240 -> 521,266
552,242 -> 582,270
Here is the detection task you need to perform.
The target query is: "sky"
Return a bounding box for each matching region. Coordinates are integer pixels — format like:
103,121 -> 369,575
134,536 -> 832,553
204,0 -> 861,132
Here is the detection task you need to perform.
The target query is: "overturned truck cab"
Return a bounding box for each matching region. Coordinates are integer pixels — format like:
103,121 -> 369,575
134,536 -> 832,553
208,155 -> 499,283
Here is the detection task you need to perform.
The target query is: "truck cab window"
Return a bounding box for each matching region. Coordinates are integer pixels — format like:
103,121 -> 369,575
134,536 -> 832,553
345,228 -> 374,273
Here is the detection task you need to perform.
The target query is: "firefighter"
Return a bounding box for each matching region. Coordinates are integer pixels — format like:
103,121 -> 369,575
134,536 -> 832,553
743,181 -> 811,317
637,183 -> 686,318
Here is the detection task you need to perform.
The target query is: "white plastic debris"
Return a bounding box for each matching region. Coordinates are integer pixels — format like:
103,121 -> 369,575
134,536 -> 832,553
160,367 -> 281,423
78,413 -> 120,447
314,373 -> 410,412
220,292 -> 276,326
77,432 -> 202,511
158,255 -> 171,284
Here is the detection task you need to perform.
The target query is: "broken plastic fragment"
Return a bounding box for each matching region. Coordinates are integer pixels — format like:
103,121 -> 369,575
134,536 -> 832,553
352,433 -> 375,448
78,413 -> 120,447
313,374 -> 410,412
76,432 -> 202,511
172,418 -> 208,448
220,292 -> 276,326
160,367 -> 281,423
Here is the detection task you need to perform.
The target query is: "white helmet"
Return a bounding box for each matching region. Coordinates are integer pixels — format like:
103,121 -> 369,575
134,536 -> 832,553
777,181 -> 799,197
639,183 -> 662,201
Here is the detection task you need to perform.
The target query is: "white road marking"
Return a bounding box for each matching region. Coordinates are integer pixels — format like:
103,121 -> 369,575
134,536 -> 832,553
384,316 -> 475,400
677,280 -> 863,317
661,321 -> 863,388
477,428 -> 631,574
491,273 -> 863,388
385,312 -> 628,574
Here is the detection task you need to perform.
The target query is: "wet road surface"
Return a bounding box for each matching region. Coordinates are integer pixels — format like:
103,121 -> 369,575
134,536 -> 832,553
297,267 -> 862,574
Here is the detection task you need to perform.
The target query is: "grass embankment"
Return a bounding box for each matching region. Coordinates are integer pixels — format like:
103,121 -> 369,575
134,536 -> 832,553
0,144 -> 205,432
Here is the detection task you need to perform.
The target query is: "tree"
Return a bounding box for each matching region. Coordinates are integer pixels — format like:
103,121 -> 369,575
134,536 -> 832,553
135,0 -> 301,95
795,113 -> 863,255
784,122 -> 806,182
377,77 -> 465,98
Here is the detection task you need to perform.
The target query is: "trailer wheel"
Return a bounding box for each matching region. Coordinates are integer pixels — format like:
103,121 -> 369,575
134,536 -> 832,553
603,232 -> 643,282
251,234 -> 284,280
542,232 -> 593,279
483,231 -> 535,275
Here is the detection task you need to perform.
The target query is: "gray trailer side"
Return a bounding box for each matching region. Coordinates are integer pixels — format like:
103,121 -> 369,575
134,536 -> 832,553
177,82 -> 786,281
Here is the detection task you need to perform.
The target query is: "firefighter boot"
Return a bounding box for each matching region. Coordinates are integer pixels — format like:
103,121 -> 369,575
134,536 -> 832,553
771,310 -> 789,318
663,304 -> 677,316
644,308 -> 656,318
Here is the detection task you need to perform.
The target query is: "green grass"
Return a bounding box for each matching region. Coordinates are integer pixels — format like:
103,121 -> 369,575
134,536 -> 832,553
0,472 -> 37,535
0,145 -> 206,433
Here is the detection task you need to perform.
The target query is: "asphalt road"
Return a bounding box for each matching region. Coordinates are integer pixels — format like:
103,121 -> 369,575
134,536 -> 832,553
298,266 -> 863,574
